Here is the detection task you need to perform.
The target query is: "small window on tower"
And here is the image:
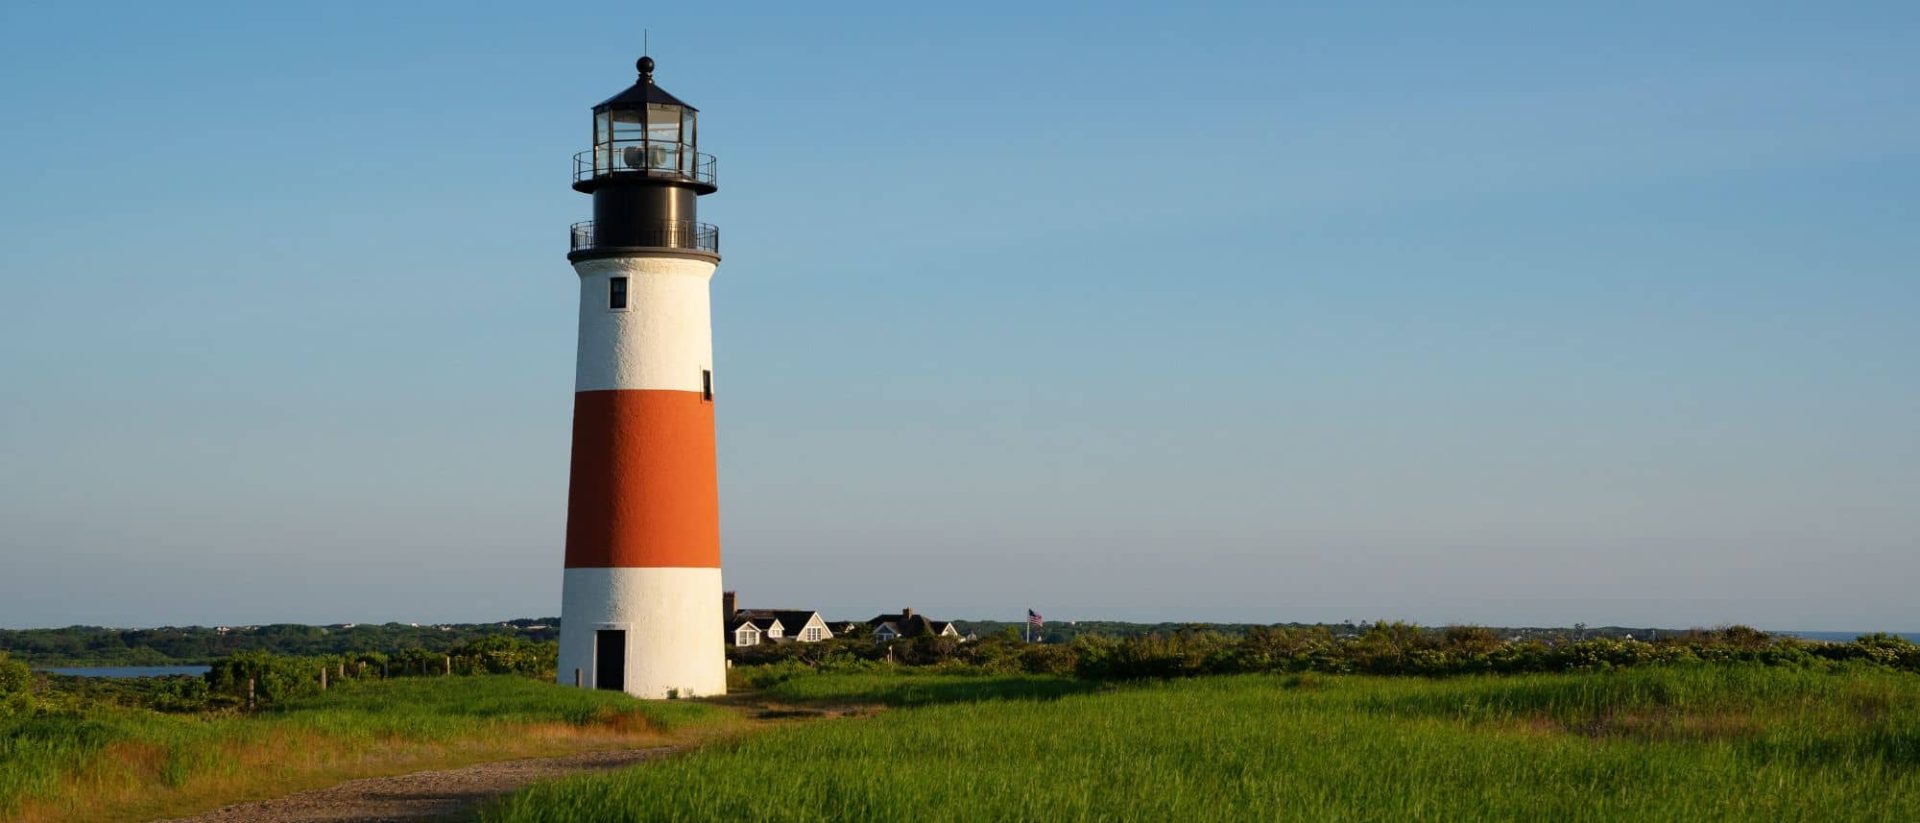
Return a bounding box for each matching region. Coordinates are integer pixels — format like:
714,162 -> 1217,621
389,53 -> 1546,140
608,277 -> 628,310
702,369 -> 713,401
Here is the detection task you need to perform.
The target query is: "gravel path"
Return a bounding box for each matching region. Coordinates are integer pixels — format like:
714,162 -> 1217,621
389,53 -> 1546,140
155,745 -> 679,823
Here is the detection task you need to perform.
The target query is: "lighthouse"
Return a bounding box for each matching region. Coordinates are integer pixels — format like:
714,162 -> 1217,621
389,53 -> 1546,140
556,55 -> 726,699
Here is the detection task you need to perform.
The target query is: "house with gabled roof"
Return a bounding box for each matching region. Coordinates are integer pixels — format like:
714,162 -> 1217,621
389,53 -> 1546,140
867,607 -> 961,643
729,618 -> 768,647
722,591 -> 833,647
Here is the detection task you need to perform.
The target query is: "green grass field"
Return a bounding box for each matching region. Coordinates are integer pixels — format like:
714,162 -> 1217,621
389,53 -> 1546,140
484,665 -> 1920,822
0,675 -> 733,822
753,669 -> 1096,706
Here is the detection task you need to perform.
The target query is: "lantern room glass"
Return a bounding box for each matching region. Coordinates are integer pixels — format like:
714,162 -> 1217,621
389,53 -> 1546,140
592,104 -> 698,178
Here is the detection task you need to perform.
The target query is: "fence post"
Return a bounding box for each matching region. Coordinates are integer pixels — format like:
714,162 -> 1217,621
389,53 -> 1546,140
573,668 -> 582,688
320,667 -> 328,691
247,677 -> 255,710
444,655 -> 452,676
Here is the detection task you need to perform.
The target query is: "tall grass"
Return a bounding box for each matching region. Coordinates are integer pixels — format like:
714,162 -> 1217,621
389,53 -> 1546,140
758,669 -> 1097,707
0,675 -> 733,822
484,665 -> 1920,822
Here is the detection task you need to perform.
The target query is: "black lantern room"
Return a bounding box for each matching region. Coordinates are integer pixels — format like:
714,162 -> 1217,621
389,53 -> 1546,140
569,56 -> 718,262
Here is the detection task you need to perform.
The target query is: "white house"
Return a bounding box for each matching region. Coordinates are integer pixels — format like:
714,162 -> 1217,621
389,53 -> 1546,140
723,591 -> 834,647
731,621 -> 765,647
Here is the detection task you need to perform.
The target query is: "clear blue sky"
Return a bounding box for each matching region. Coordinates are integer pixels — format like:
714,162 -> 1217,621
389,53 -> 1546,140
2,2 -> 1915,630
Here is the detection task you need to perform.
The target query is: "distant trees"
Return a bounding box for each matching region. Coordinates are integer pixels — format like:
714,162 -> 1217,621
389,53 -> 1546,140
0,621 -> 564,666
203,637 -> 558,707
1069,624 -> 1920,680
727,624 -> 1920,683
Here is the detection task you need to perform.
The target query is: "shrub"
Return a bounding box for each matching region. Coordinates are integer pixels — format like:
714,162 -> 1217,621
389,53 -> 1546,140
0,652 -> 29,696
201,637 -> 558,708
1016,644 -> 1078,675
894,635 -> 962,666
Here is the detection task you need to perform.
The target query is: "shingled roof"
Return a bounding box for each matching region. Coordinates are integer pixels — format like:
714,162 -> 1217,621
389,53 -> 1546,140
868,610 -> 956,639
739,610 -> 822,636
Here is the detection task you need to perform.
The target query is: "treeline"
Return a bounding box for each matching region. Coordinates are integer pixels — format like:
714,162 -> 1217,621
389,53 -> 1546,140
735,624 -> 1920,681
7,619 -> 1696,667
0,620 -> 560,666
952,620 -> 1670,646
0,637 -> 557,718
203,635 -> 558,707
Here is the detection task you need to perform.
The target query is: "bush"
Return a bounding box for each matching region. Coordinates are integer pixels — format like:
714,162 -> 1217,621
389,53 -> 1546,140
894,636 -> 961,666
202,637 -> 559,708
207,650 -> 326,704
0,652 -> 29,696
1016,644 -> 1078,675
727,637 -> 882,668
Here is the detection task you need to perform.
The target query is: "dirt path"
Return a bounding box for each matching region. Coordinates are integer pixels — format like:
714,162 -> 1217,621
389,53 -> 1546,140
154,745 -> 680,823
150,700 -> 870,823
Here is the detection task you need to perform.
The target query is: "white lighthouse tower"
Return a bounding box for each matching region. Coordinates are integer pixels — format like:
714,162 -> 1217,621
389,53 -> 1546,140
555,55 -> 726,699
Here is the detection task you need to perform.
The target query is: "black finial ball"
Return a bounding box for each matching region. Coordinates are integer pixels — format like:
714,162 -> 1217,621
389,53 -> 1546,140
637,56 -> 655,76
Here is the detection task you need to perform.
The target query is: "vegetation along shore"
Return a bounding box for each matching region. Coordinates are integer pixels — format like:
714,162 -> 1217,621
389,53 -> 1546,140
4,626 -> 1918,821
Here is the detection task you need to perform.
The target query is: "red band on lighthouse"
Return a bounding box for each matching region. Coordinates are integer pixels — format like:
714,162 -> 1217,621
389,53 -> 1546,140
564,389 -> 719,569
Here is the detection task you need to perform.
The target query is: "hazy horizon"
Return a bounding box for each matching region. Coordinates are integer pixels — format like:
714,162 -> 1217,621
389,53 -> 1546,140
3,3 -> 1915,631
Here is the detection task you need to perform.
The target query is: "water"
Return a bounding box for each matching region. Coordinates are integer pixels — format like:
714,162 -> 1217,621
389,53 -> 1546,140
41,665 -> 211,678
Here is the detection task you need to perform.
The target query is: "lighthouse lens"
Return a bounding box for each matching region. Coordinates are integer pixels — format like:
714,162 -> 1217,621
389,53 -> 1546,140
645,104 -> 681,144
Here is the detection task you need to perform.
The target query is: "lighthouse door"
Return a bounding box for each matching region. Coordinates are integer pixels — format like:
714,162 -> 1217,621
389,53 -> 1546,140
594,630 -> 626,691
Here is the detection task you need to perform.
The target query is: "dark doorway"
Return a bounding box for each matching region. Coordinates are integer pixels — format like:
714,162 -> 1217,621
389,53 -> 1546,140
595,630 -> 626,691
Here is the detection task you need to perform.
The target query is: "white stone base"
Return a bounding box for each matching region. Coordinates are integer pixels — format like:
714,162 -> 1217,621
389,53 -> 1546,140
557,566 -> 727,699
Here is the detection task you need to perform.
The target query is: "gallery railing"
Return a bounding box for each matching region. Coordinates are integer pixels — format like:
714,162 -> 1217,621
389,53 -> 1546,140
569,220 -> 719,254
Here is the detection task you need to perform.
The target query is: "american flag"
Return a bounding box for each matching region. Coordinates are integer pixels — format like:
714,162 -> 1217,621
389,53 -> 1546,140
1027,609 -> 1044,628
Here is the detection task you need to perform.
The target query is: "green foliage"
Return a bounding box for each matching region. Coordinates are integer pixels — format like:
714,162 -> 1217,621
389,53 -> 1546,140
0,652 -> 35,721
482,665 -> 1920,822
18,672 -> 217,716
728,624 -> 1920,686
1015,643 -> 1078,675
893,634 -> 961,665
199,637 -> 558,708
726,636 -> 880,668
756,669 -> 1096,707
0,620 -> 562,667
0,651 -> 30,696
